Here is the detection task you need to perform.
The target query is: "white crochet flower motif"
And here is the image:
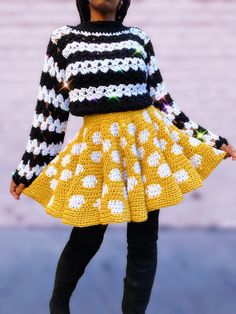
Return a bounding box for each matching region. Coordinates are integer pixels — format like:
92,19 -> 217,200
138,129 -> 150,144
171,143 -> 183,155
71,142 -> 87,155
50,179 -> 58,191
147,151 -> 161,167
123,187 -> 128,199
47,195 -> 54,207
111,150 -> 120,163
153,122 -> 159,131
103,139 -> 112,152
189,137 -> 201,147
110,122 -> 119,136
170,130 -> 180,142
146,184 -> 162,198
75,163 -> 84,175
61,154 -> 71,167
102,183 -> 108,197
91,151 -> 102,163
133,162 -> 141,174
190,154 -> 202,168
137,146 -> 145,160
93,198 -> 101,209
159,139 -> 167,151
45,165 -> 57,177
127,123 -> 136,136
174,169 -> 189,183
82,175 -> 98,188
109,168 -> 122,181
60,169 -> 72,181
157,163 -> 171,178
153,137 -> 161,149
143,110 -> 152,123
92,131 -> 102,144
120,137 -> 128,148
213,148 -> 225,155
131,143 -> 138,156
154,109 -> 163,120
51,155 -> 59,164
68,195 -> 85,209
108,200 -> 124,214
127,176 -> 138,192
163,115 -> 172,126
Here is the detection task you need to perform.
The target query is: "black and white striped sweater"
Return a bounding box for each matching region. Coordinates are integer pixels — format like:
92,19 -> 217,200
12,20 -> 228,187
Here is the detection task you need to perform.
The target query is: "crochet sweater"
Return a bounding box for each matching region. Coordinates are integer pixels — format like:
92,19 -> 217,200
12,20 -> 228,187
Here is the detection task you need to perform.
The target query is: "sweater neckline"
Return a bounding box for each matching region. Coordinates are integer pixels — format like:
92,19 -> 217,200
75,20 -> 127,32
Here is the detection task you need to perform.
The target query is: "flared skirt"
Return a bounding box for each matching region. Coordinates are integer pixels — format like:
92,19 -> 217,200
22,104 -> 227,227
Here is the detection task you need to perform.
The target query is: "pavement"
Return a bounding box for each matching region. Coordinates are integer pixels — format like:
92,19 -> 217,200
1,225 -> 236,314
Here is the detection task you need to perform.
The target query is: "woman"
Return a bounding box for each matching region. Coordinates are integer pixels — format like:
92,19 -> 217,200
10,0 -> 236,313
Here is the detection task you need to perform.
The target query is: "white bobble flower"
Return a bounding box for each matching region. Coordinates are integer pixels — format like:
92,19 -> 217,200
110,122 -> 119,136
127,123 -> 136,136
157,163 -> 171,178
143,110 -> 152,123
91,151 -> 102,163
46,166 -> 57,177
75,163 -> 84,175
174,169 -> 189,183
120,137 -> 128,148
190,154 -> 202,168
82,175 -> 98,188
93,198 -> 101,209
108,200 -> 124,214
103,139 -> 112,152
147,151 -> 161,167
153,122 -> 159,131
50,179 -> 58,190
133,162 -> 141,174
138,129 -> 150,144
61,154 -> 71,167
60,169 -> 72,181
131,143 -> 138,156
127,176 -> 138,192
146,184 -> 162,198
171,143 -> 183,155
153,137 -> 160,149
137,146 -> 145,160
71,142 -> 87,155
68,195 -> 85,209
92,131 -> 102,144
159,139 -> 167,151
109,168 -> 121,181
111,150 -> 120,163
170,130 -> 180,142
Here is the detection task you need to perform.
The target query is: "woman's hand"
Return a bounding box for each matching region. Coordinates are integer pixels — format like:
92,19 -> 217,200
10,179 -> 25,200
220,143 -> 236,160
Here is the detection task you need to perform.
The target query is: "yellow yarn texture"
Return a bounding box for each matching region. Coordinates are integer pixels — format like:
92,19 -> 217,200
22,105 -> 227,227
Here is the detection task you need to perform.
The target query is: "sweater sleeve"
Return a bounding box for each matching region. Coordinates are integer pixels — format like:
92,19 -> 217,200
143,32 -> 228,150
12,28 -> 70,187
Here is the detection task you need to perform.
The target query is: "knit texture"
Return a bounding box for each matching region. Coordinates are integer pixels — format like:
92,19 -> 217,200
12,21 -> 228,214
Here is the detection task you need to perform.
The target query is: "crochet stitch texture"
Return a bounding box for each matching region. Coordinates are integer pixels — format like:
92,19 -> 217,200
11,20 -> 228,226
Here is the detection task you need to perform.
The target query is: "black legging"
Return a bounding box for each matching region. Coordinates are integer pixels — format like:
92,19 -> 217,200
49,209 -> 160,314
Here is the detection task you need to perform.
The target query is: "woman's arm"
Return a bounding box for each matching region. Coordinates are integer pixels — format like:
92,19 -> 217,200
11,27 -> 70,188
142,30 -> 229,150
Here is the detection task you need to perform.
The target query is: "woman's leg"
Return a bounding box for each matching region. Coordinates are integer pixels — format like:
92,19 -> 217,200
49,223 -> 108,314
121,209 -> 160,314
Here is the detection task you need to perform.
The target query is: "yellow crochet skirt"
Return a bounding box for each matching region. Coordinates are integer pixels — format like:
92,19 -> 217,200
22,104 -> 227,227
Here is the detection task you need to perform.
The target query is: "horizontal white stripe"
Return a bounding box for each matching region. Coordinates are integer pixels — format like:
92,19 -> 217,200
69,83 -> 148,102
32,112 -> 67,133
42,55 -> 65,82
25,137 -> 63,156
37,86 -> 69,111
16,160 -> 47,180
147,55 -> 159,76
62,40 -> 147,59
150,81 -> 169,100
65,57 -> 146,80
